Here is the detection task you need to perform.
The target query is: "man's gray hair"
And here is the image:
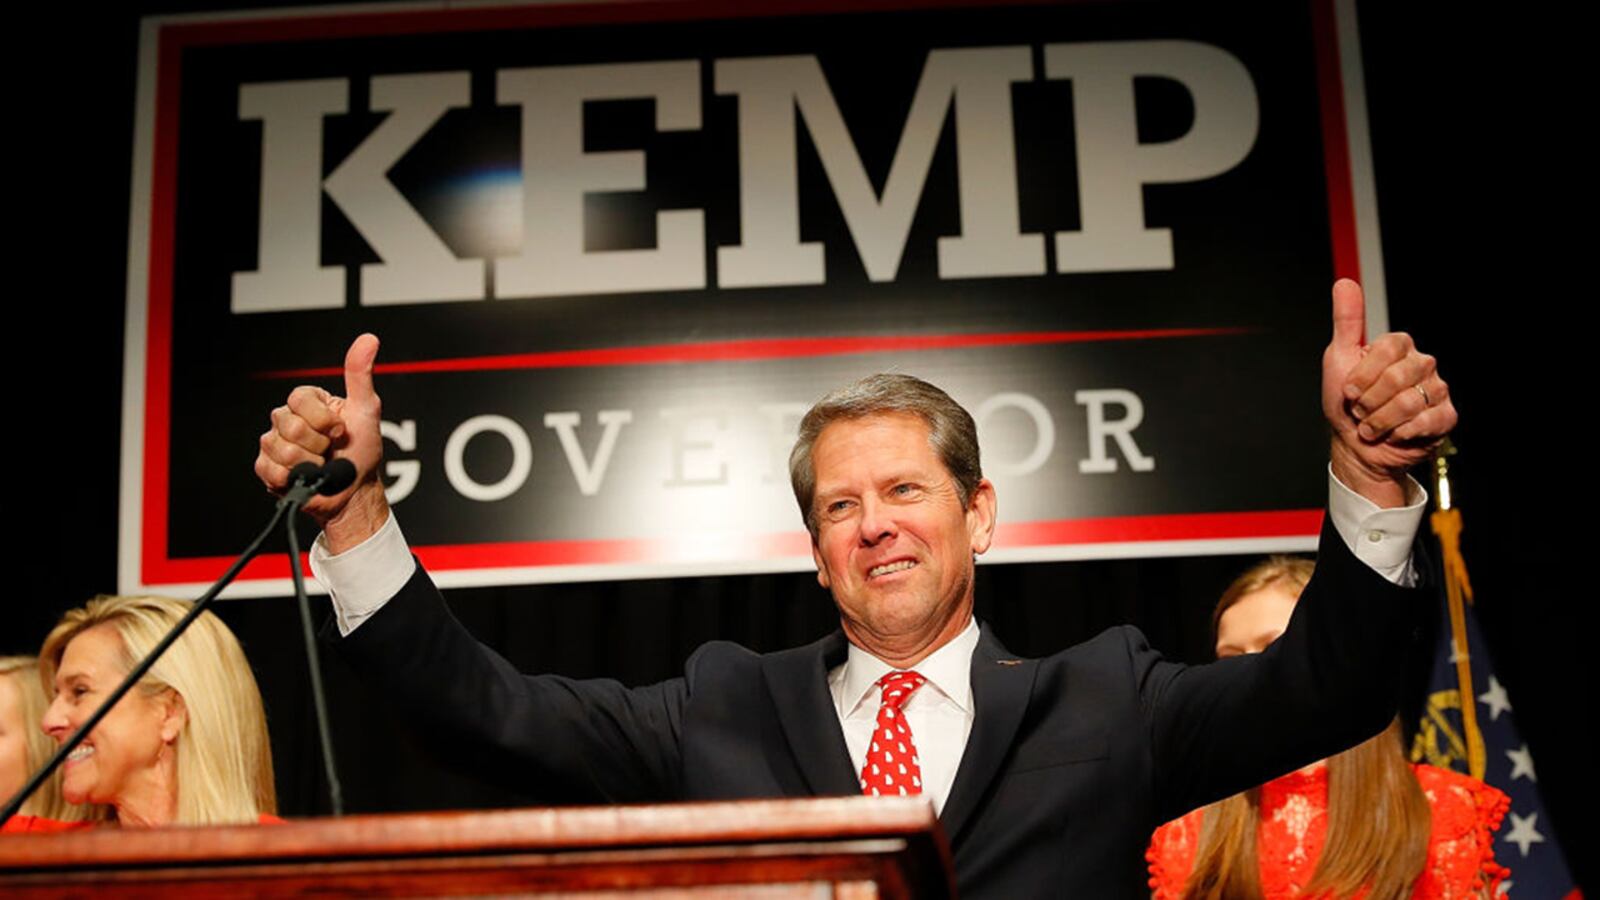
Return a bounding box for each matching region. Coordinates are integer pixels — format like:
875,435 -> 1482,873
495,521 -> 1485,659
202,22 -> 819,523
789,374 -> 983,537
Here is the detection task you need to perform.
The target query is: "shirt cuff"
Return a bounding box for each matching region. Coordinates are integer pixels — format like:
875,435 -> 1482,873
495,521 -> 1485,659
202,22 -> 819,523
1326,464 -> 1427,587
308,511 -> 417,637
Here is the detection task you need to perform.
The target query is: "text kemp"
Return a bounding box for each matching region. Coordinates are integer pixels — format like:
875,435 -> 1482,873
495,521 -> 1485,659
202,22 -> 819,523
232,42 -> 1258,313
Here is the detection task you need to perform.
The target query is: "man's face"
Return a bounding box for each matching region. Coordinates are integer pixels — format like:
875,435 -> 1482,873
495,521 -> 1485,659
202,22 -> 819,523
809,413 -> 996,663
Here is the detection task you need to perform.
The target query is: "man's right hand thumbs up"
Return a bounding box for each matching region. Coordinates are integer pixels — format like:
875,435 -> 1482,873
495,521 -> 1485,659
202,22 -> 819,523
255,334 -> 390,551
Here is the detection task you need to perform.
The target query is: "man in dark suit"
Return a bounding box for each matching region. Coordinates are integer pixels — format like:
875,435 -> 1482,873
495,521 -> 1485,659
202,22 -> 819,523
255,280 -> 1455,896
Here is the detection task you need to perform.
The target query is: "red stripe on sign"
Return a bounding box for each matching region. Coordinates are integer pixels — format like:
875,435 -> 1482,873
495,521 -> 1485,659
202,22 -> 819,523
141,28 -> 187,587
142,554 -> 316,586
258,327 -> 1253,379
417,532 -> 812,569
1311,0 -> 1360,283
139,511 -> 1322,586
420,538 -> 660,569
997,509 -> 1324,546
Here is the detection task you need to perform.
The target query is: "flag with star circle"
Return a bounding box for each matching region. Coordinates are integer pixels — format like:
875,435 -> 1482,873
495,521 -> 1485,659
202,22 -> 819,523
1411,584 -> 1576,898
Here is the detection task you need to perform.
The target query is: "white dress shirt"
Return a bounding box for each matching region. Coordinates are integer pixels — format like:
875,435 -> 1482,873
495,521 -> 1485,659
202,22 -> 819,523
829,617 -> 980,814
308,466 -> 1428,803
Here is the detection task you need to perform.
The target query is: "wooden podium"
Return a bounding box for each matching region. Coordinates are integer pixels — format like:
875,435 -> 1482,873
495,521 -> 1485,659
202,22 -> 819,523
0,796 -> 955,898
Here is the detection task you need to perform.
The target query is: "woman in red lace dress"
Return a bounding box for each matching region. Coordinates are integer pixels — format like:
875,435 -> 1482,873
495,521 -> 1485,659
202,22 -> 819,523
1147,557 -> 1509,900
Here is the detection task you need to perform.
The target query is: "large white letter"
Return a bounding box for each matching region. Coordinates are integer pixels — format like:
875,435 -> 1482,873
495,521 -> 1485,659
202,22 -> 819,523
323,72 -> 485,306
542,410 -> 633,496
444,415 -> 533,501
661,408 -> 729,487
380,419 -> 421,504
232,79 -> 349,313
1045,41 -> 1258,272
1075,389 -> 1154,473
714,47 -> 1043,287
975,392 -> 1055,476
496,61 -> 704,298
757,402 -> 808,484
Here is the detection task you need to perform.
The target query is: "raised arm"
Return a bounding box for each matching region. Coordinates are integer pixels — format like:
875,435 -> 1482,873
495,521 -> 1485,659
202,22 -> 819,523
1145,279 -> 1455,818
253,336 -> 688,803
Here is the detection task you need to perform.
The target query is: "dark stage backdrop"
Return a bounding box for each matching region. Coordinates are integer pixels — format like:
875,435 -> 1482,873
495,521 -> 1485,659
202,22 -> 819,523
5,1 -> 1584,887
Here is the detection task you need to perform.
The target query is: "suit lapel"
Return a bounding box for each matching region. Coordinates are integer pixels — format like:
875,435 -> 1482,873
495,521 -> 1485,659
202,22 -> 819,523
939,626 -> 1037,843
761,631 -> 861,796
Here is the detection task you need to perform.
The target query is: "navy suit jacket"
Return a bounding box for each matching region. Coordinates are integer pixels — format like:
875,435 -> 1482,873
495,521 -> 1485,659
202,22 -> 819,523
338,516 -> 1423,898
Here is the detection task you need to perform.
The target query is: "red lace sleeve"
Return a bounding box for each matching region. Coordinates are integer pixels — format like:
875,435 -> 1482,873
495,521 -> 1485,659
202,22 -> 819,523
1411,764 -> 1511,899
1148,809 -> 1205,900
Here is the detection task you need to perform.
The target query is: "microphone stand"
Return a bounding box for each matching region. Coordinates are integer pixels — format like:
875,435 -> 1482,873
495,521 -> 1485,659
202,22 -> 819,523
1,464 -> 346,826
287,493 -> 344,816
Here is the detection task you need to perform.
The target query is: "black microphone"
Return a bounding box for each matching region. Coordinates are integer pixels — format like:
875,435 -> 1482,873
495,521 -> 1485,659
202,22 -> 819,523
284,459 -> 358,502
318,458 -> 357,496
289,461 -> 322,488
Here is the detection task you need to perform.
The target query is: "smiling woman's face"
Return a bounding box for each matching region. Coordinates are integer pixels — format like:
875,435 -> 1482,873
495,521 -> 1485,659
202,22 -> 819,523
40,625 -> 177,810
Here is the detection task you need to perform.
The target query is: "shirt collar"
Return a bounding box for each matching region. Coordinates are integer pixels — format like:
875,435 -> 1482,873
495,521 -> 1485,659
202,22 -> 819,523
833,617 -> 980,718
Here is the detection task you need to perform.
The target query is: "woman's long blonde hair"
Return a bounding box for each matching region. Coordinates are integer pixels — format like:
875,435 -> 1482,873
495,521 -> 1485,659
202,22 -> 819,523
37,596 -> 276,825
1,656 -> 93,821
1181,557 -> 1431,900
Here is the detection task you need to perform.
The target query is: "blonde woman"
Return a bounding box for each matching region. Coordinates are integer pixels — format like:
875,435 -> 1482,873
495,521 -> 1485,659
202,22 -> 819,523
3,595 -> 279,831
1146,558 -> 1509,900
1,657 -> 92,823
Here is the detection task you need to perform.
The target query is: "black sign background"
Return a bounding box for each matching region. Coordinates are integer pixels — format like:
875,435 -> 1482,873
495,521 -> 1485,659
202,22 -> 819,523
127,0 -> 1358,594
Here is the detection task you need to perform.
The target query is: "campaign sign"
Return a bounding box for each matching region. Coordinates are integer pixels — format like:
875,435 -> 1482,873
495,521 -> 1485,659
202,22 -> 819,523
121,0 -> 1387,595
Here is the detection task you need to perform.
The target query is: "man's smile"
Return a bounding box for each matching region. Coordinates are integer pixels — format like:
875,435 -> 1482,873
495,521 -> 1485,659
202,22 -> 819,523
867,558 -> 919,580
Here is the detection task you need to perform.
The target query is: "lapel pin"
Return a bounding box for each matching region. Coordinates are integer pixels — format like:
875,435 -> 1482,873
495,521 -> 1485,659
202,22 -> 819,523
996,659 -> 1022,666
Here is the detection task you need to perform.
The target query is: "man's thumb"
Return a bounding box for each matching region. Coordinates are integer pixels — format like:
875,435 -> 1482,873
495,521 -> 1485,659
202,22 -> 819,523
1330,278 -> 1366,350
343,333 -> 381,407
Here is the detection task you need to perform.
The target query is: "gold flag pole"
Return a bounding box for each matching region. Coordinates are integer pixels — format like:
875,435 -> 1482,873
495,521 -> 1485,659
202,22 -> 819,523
1429,439 -> 1486,779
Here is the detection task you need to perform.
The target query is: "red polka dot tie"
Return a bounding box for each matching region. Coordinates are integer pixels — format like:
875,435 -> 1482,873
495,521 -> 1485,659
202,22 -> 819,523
860,670 -> 926,797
